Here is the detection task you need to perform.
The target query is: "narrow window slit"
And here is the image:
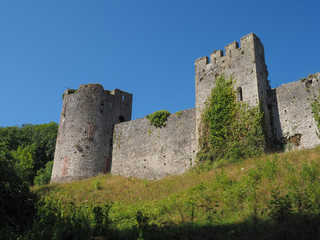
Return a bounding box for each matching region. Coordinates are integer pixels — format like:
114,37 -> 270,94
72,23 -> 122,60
237,87 -> 243,102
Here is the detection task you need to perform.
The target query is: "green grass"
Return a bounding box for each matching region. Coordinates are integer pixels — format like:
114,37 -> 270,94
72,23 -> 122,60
31,147 -> 320,239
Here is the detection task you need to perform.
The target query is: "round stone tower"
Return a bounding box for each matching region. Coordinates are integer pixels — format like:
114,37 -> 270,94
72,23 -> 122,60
51,84 -> 132,183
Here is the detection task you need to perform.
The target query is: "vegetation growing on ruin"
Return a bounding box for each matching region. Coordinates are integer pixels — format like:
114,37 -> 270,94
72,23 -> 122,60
197,75 -> 265,165
311,91 -> 320,138
147,110 -> 170,128
62,88 -> 77,100
176,111 -> 182,118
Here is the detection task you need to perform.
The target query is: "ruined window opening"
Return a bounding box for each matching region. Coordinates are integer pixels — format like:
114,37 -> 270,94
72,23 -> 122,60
122,95 -> 125,101
214,57 -> 216,64
118,115 -> 125,122
305,79 -> 312,89
237,87 -> 243,102
267,104 -> 272,110
229,51 -> 232,58
100,103 -> 104,113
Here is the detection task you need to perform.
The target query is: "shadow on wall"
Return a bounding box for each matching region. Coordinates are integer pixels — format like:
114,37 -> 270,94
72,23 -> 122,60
268,89 -> 283,151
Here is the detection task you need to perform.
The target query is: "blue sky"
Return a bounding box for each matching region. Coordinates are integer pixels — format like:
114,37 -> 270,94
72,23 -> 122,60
0,0 -> 319,126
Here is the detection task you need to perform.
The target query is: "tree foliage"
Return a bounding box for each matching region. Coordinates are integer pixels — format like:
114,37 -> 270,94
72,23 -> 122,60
197,75 -> 265,163
11,144 -> 36,183
0,122 -> 58,184
0,150 -> 35,238
0,122 -> 58,236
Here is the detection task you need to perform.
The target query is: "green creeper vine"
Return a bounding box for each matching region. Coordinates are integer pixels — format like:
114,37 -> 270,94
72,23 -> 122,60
311,92 -> 320,138
197,75 -> 265,163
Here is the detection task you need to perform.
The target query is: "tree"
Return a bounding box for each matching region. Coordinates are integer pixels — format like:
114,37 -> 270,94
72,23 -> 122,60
0,147 -> 35,237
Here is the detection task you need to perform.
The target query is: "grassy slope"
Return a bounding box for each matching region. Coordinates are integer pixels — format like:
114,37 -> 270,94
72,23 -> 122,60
33,147 -> 320,239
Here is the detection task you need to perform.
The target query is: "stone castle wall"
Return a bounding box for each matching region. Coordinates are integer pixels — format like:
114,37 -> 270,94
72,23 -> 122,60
269,73 -> 320,150
111,108 -> 196,179
51,33 -> 320,183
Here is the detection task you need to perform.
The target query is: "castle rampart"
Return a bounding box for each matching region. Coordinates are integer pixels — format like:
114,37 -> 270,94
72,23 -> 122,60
269,73 -> 320,150
111,108 -> 196,179
51,33 -> 320,183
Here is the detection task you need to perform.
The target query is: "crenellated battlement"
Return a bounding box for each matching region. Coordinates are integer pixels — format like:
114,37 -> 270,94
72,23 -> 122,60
195,33 -> 261,72
195,33 -> 270,147
63,84 -> 132,108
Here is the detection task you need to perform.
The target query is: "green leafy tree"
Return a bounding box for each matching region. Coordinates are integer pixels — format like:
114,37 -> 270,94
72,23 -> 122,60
0,122 -> 58,184
11,144 -> 36,184
0,149 -> 35,238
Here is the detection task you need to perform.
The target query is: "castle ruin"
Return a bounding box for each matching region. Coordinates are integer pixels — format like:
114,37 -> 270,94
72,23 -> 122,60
51,33 -> 320,183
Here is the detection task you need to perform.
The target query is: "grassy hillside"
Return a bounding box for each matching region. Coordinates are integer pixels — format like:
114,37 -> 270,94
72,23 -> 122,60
31,147 -> 320,239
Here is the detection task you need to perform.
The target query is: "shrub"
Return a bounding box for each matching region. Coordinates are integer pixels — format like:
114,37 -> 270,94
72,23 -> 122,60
34,160 -> 53,186
147,110 -> 170,127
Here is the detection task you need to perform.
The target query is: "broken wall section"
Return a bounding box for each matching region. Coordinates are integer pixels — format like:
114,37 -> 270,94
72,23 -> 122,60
111,108 -> 197,179
270,73 -> 320,150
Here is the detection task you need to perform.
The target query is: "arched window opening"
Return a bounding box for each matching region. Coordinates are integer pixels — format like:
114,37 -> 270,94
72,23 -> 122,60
118,116 -> 125,123
237,87 -> 243,102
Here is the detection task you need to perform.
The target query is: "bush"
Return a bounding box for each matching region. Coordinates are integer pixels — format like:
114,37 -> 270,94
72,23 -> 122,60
147,110 -> 170,128
34,160 -> 53,186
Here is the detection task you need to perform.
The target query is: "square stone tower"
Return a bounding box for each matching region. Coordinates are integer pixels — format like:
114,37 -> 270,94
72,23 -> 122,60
195,33 -> 272,146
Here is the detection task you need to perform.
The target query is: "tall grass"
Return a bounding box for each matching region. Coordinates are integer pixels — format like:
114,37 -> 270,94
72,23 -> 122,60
25,147 -> 320,239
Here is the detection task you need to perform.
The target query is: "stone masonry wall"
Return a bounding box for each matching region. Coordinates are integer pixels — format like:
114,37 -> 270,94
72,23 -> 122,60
270,73 -> 320,150
111,108 -> 196,179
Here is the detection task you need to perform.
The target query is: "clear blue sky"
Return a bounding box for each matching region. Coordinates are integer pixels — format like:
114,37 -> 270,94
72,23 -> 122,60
1,0 -> 319,126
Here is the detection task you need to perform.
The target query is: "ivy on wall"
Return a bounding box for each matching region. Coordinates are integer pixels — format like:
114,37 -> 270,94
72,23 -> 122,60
197,75 -> 265,163
311,92 -> 320,138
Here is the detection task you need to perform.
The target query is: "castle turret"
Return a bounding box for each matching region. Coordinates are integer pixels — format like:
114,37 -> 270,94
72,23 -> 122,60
51,84 -> 132,183
195,33 -> 272,146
